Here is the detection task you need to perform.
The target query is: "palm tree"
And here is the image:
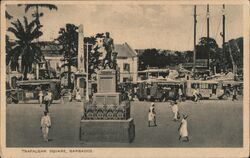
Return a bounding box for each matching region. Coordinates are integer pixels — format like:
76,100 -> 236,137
5,11 -> 13,20
20,4 -> 58,26
7,16 -> 43,79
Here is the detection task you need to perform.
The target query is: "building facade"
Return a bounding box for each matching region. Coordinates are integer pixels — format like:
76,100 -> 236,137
115,43 -> 138,83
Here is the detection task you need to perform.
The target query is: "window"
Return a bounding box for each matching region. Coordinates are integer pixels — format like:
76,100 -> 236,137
191,83 -> 199,88
123,77 -> 129,82
200,83 -> 208,89
123,63 -> 130,71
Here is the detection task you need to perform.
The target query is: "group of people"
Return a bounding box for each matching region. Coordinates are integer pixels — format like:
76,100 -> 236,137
70,88 -> 82,102
148,101 -> 189,142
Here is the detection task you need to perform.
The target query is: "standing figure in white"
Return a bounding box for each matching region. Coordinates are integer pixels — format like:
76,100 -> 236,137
41,111 -> 51,142
178,114 -> 189,142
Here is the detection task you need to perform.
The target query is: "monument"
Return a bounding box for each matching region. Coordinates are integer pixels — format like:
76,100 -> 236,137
80,33 -> 135,143
75,24 -> 86,98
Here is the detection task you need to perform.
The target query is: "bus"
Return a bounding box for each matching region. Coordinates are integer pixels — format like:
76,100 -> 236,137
185,80 -> 224,99
137,79 -> 185,101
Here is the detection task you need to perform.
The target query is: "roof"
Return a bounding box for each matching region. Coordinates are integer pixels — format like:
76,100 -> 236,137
17,79 -> 61,86
114,43 -> 137,58
38,41 -> 62,57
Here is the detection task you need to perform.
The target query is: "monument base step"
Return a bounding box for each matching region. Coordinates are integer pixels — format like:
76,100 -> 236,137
80,118 -> 135,143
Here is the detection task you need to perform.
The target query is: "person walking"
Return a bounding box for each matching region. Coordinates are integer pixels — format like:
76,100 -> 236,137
232,87 -> 238,101
178,114 -> 189,142
75,88 -> 81,102
38,90 -> 43,107
170,101 -> 180,121
149,102 -> 155,113
148,108 -> 156,127
40,111 -> 51,142
178,86 -> 183,102
193,88 -> 198,102
148,102 -> 156,127
44,92 -> 50,112
47,89 -> 53,106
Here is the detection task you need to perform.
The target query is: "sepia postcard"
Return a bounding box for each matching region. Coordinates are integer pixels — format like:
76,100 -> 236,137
0,0 -> 249,158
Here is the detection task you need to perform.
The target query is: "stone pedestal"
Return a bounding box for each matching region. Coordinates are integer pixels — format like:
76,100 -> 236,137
80,118 -> 135,143
80,68 -> 135,143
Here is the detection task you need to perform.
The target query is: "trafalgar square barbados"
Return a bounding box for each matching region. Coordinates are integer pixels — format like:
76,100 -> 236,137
0,1 -> 249,158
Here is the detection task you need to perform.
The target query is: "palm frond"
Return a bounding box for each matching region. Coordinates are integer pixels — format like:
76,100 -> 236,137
5,11 -> 13,20
24,4 -> 57,12
37,4 -> 58,10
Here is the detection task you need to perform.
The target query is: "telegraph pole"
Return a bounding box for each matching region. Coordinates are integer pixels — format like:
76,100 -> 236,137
207,4 -> 210,70
85,42 -> 91,102
222,4 -> 226,71
193,5 -> 197,73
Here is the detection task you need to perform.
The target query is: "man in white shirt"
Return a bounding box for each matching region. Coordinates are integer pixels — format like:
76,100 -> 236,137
41,111 -> 51,142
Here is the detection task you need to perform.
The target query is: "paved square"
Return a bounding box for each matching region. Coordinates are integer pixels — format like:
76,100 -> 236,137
6,99 -> 243,147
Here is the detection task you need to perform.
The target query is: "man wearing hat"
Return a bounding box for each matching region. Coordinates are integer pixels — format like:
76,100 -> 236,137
41,111 -> 51,142
178,114 -> 189,142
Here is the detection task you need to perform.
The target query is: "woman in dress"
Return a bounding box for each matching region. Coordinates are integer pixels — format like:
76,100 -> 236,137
178,114 -> 189,142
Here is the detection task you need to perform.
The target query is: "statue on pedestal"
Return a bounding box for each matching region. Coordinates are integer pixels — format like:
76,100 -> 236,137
102,32 -> 114,69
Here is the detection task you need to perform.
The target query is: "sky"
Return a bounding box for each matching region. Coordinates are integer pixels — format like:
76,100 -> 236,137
6,4 -> 243,51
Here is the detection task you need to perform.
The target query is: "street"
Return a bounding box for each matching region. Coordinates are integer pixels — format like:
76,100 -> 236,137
6,98 -> 243,147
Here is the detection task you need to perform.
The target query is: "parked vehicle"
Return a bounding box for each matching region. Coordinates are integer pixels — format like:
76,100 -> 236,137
137,79 -> 185,101
6,79 -> 61,104
185,80 -> 224,99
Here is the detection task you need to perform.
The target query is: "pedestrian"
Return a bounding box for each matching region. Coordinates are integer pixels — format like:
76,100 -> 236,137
232,87 -> 238,101
75,88 -> 81,101
170,101 -> 180,121
38,90 -> 43,107
44,92 -> 50,112
178,114 -> 189,142
150,102 -> 155,111
47,89 -> 53,106
193,88 -> 198,102
178,86 -> 183,102
40,111 -> 51,142
148,108 -> 156,127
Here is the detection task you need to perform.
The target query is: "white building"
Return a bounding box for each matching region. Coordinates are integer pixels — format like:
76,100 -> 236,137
115,43 -> 138,83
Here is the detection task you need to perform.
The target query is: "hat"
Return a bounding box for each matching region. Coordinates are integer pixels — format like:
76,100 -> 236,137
183,114 -> 188,119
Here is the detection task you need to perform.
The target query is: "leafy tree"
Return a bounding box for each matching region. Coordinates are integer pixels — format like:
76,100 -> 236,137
20,4 -> 58,26
56,24 -> 78,89
57,24 -> 108,87
7,17 -> 43,79
224,37 -> 243,74
196,37 -> 219,59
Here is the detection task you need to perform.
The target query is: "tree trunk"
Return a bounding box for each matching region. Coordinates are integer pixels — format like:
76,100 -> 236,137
23,65 -> 28,80
67,61 -> 71,89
